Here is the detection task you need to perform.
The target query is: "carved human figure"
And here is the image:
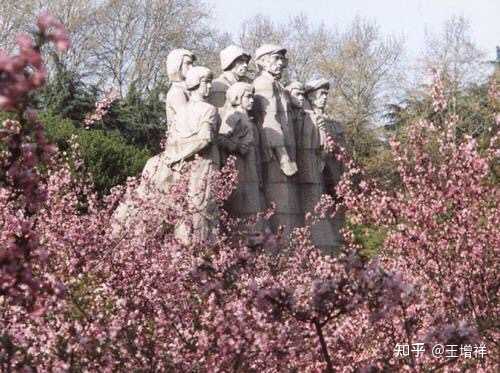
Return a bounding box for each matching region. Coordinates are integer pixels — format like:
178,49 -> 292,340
113,48 -> 196,225
165,48 -> 196,130
301,78 -> 343,250
218,82 -> 265,222
285,81 -> 306,147
112,67 -> 220,244
252,44 -> 302,238
209,45 -> 251,110
163,66 -> 221,245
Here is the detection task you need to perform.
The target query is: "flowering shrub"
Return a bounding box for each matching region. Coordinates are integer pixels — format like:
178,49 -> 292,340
1,16 -> 498,372
83,88 -> 120,128
1,12 -> 69,307
337,72 -> 499,370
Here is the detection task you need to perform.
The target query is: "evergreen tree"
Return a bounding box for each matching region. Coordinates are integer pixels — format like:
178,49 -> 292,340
35,67 -> 97,122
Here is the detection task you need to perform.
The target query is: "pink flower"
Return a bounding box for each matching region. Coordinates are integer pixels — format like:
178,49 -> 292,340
36,12 -> 70,52
49,28 -> 71,52
36,12 -> 59,32
16,34 -> 34,50
84,88 -> 119,127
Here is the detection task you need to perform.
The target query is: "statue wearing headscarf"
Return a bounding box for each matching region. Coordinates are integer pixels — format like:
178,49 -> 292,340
112,66 -> 220,246
165,48 -> 196,131
164,66 -> 221,245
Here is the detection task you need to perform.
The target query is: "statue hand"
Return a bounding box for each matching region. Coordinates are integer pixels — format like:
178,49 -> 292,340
239,143 -> 250,155
280,160 -> 298,176
317,118 -> 327,129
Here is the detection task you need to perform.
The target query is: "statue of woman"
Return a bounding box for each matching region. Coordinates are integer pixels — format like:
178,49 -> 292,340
164,66 -> 221,245
132,48 -> 197,198
165,48 -> 196,131
112,66 -> 220,245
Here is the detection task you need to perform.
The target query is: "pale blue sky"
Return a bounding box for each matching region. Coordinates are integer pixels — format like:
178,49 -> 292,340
212,0 -> 499,61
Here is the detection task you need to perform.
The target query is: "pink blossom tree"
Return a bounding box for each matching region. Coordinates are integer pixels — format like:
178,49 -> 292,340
1,12 -> 69,308
83,88 -> 120,128
1,15 -> 497,372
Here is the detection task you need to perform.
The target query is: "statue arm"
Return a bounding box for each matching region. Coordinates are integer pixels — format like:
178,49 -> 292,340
166,107 -> 217,165
254,79 -> 286,149
254,79 -> 296,175
166,87 -> 188,122
187,106 -> 218,154
218,112 -> 240,152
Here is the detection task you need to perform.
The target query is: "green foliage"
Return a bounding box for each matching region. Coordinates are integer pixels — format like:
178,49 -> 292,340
360,141 -> 401,188
35,67 -> 97,122
40,111 -> 75,151
348,221 -> 387,259
344,123 -> 401,188
381,75 -> 499,188
34,67 -> 166,153
386,80 -> 497,148
97,82 -> 168,153
77,129 -> 149,194
40,111 -> 150,194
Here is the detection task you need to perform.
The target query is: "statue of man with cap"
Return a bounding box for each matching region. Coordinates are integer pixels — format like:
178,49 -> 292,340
209,45 -> 251,109
252,44 -> 302,238
301,78 -> 344,250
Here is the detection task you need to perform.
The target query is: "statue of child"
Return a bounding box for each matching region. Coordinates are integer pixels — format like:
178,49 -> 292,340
219,82 -> 265,222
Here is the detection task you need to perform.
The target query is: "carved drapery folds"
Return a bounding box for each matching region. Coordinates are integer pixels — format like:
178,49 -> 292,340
113,44 -> 344,250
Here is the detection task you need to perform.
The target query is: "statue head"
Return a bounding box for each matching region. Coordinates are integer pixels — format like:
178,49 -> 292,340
286,81 -> 305,109
220,45 -> 250,79
255,44 -> 287,78
226,82 -> 254,111
166,48 -> 196,82
305,78 -> 330,110
185,66 -> 213,99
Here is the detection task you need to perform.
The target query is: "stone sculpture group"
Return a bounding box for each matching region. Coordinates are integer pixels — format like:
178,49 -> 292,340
113,44 -> 344,250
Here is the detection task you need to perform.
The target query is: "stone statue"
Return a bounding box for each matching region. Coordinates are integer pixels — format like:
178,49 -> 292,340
165,48 -> 196,130
218,82 -> 265,222
209,45 -> 251,110
112,66 -> 220,246
252,44 -> 302,238
113,44 -> 345,249
123,49 -> 196,206
302,78 -> 343,249
164,66 -> 221,245
285,81 -> 306,147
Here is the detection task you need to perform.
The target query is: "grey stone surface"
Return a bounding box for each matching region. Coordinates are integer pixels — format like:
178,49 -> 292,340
165,49 -> 195,130
166,67 -> 220,245
113,46 -> 346,250
113,66 -> 220,246
209,45 -> 252,117
252,45 -> 302,236
297,79 -> 344,250
210,72 -> 252,109
219,84 -> 265,219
